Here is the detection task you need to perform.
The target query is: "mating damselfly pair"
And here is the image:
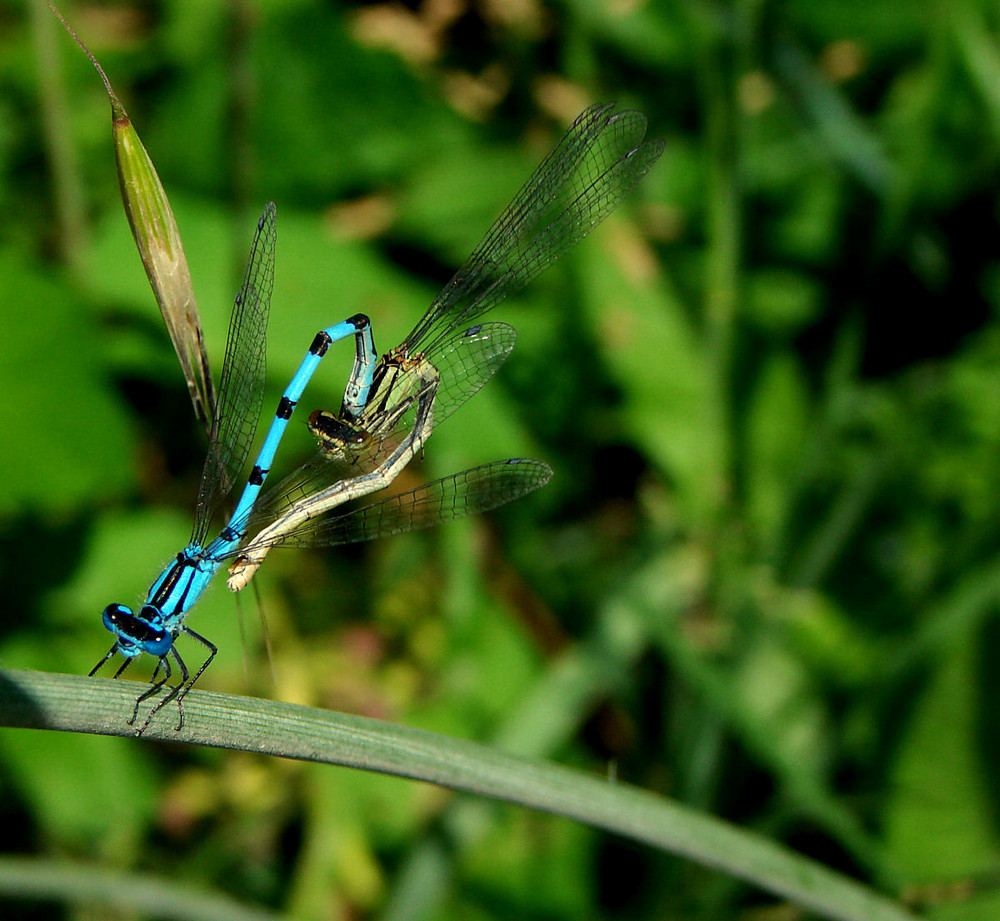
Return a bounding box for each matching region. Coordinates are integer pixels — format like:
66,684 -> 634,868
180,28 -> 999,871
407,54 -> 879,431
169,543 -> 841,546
92,102 -> 664,734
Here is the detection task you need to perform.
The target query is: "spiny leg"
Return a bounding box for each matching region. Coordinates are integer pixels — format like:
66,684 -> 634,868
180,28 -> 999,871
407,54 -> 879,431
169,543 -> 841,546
175,627 -> 218,715
112,657 -> 135,680
129,654 -> 174,727
89,643 -> 123,678
90,645 -> 154,727
134,648 -> 188,735
148,656 -> 166,687
134,628 -> 217,735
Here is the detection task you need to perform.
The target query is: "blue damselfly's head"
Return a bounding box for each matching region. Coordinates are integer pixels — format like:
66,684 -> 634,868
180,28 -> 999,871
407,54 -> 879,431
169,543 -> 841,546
101,603 -> 173,657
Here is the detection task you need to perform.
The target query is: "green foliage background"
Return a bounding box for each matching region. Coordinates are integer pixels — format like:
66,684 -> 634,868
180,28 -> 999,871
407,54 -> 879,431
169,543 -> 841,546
3,0 -> 1000,917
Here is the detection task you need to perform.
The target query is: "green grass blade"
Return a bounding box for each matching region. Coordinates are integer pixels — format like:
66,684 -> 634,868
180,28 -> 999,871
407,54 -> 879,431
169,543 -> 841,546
0,669 -> 919,921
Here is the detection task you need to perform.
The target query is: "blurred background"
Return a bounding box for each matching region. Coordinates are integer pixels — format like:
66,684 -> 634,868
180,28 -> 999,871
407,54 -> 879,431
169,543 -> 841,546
3,0 -> 1000,918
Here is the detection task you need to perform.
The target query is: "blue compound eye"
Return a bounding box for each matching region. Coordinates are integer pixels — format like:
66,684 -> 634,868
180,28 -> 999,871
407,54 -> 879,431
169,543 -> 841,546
102,603 -> 132,634
143,628 -> 173,658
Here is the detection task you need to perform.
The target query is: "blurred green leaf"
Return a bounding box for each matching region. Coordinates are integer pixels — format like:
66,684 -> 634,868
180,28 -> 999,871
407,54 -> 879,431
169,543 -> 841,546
745,351 -> 810,542
885,636 -> 1000,912
0,723 -> 157,850
0,251 -> 133,517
